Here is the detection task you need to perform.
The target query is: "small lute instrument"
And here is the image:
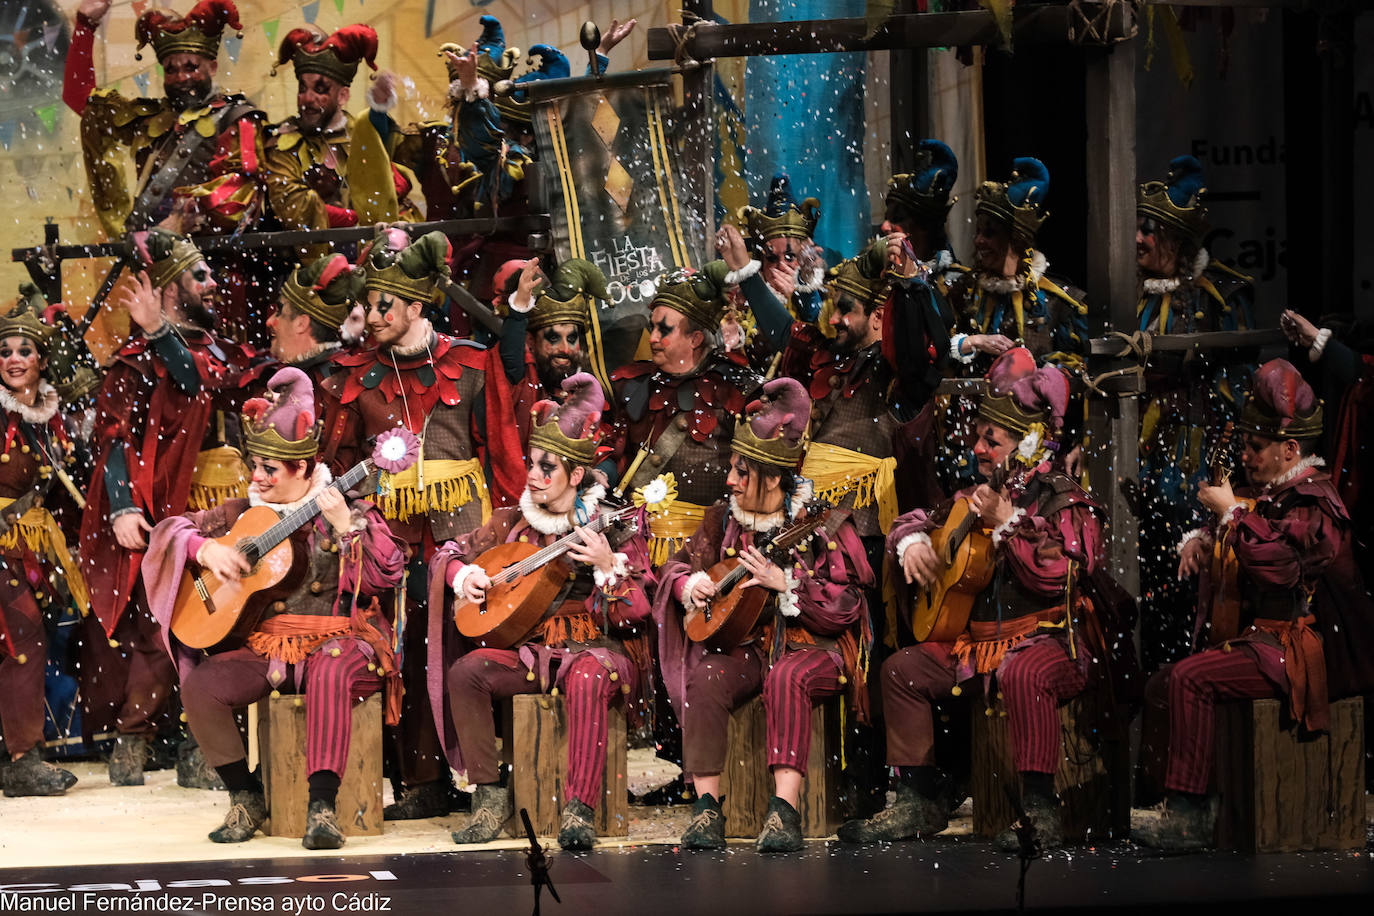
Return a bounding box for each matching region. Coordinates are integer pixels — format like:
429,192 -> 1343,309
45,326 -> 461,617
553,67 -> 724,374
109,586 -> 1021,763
454,501 -> 641,648
170,459 -> 375,650
685,502 -> 831,650
910,461 -> 1012,643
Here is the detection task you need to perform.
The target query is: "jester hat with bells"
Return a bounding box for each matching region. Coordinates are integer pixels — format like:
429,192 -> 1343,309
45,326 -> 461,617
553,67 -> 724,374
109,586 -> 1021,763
827,237 -> 892,310
494,44 -> 570,129
441,15 -> 521,86
135,0 -> 243,63
3,283 -> 102,404
886,138 -> 959,226
280,253 -> 361,331
975,157 -> 1051,250
732,377 -> 811,470
528,372 -> 606,467
0,283 -> 56,354
1137,155 -> 1209,250
651,260 -> 733,335
242,367 -> 319,462
977,347 -> 1070,466
138,229 -> 207,290
503,258 -> 615,397
359,228 -> 452,306
740,173 -> 820,244
273,24 -> 379,87
1237,358 -> 1324,443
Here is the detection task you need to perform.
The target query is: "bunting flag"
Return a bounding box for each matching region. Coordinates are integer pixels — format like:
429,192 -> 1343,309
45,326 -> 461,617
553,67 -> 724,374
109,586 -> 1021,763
33,104 -> 58,135
132,1 -> 150,16
133,71 -> 151,95
0,121 -> 15,151
303,0 -> 321,23
42,24 -> 61,50
333,0 -> 345,12
223,34 -> 243,62
263,18 -> 281,47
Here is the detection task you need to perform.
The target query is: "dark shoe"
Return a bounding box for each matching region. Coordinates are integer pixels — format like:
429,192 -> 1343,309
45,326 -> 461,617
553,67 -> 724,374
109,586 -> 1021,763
451,784 -> 513,844
557,799 -> 597,850
3,748 -> 76,797
383,780 -> 450,820
176,741 -> 226,791
108,735 -> 150,787
1134,794 -> 1217,852
208,790 -> 267,843
995,791 -> 1064,853
680,792 -> 726,850
837,785 -> 949,844
755,795 -> 804,853
302,799 -> 346,850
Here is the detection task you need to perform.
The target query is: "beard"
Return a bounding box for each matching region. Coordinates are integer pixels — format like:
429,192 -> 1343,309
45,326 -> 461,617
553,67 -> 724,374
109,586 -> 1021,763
535,351 -> 586,395
181,295 -> 217,331
165,79 -> 213,111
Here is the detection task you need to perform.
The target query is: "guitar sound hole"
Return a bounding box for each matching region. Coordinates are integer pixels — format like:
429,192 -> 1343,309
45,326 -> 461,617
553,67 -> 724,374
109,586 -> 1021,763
237,540 -> 261,568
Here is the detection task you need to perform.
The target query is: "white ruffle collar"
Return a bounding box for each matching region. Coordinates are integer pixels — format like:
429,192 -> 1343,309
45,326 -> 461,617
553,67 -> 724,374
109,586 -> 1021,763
977,249 -> 1047,294
520,483 -> 607,535
1142,249 -> 1211,295
0,381 -> 58,425
728,477 -> 814,533
249,463 -> 334,513
1265,455 -> 1325,493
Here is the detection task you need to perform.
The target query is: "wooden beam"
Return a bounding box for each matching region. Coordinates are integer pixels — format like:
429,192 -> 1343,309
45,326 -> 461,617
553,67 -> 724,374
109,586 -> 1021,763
647,7 -> 1134,60
1087,328 -> 1287,356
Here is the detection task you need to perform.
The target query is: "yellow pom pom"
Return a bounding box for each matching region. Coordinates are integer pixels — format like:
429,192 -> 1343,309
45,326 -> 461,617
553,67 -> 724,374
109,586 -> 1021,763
827,541 -> 837,551
837,674 -> 847,686
798,542 -> 808,552
550,687 -> 560,697
15,653 -> 27,665
620,684 -> 631,695
293,697 -> 304,708
7,579 -> 17,588
108,638 -> 120,648
609,671 -> 619,682
1,453 -> 9,463
984,706 -> 993,717
526,670 -> 536,682
330,648 -> 341,658
367,663 -> 376,673
270,689 -> 281,699
33,592 -> 43,602
951,684 -> 963,697
519,534 -> 529,543
725,547 -> 737,557
180,712 -> 188,723
19,444 -> 29,454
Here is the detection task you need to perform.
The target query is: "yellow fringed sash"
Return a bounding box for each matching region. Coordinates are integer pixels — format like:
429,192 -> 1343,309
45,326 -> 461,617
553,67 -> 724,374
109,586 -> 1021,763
187,446 -> 249,512
800,442 -> 898,534
0,497 -> 90,618
376,457 -> 491,523
646,500 -> 708,567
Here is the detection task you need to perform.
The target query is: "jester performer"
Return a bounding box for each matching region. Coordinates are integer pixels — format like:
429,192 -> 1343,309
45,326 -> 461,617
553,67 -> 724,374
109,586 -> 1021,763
0,289 -> 90,797
1134,156 -> 1257,672
738,174 -> 827,325
256,254 -> 363,411
654,376 -> 874,853
433,374 -> 653,850
78,230 -> 254,787
837,349 -> 1107,852
144,368 -> 406,849
319,228 -> 523,819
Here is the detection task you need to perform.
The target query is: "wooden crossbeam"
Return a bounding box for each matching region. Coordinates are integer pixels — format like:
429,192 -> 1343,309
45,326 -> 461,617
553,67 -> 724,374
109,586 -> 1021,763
647,7 -> 1133,60
1087,328 -> 1287,356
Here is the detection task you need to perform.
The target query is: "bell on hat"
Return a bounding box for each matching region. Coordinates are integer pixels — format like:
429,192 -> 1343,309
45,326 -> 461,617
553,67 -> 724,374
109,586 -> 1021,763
242,367 -> 320,461
279,254 -> 360,331
360,229 -> 452,305
274,24 -> 378,86
740,173 -> 820,244
135,0 -> 243,63
1137,155 -> 1209,249
528,373 -> 605,466
731,377 -> 811,470
494,43 -> 570,128
975,157 -> 1051,248
1238,358 -> 1324,441
651,261 -> 732,333
887,139 -> 959,224
977,347 -> 1070,440
139,229 -> 206,290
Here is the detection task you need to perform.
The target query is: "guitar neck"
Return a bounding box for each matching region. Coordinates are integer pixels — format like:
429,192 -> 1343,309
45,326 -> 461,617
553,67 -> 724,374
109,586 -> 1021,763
249,460 -> 372,556
717,510 -> 829,591
494,505 -> 632,584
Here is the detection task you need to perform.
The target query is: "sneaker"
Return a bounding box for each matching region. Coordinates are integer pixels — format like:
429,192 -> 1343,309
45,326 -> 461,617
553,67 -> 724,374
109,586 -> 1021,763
3,748 -> 76,797
1134,794 -> 1217,852
755,796 -> 803,853
176,741 -> 226,791
302,799 -> 346,850
451,784 -> 513,844
556,799 -> 597,851
837,785 -> 949,844
208,790 -> 267,843
108,735 -> 150,787
383,779 -> 450,820
995,791 -> 1064,853
680,792 -> 726,849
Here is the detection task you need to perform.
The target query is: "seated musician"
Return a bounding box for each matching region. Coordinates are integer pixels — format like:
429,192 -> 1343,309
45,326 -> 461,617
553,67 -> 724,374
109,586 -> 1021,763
1138,359 -> 1346,851
838,348 -> 1105,851
433,373 -> 653,851
143,367 -> 405,849
654,377 -> 875,854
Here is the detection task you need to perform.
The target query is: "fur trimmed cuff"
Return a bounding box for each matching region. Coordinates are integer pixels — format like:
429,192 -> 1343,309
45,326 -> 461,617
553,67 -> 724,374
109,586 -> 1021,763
369,75 -> 399,112
949,334 -> 977,365
776,569 -> 801,618
509,289 -> 535,314
449,77 -> 490,105
1176,527 -> 1207,556
1309,327 -> 1332,362
450,562 -> 480,597
1217,503 -> 1244,531
594,552 -> 632,591
895,531 -> 932,567
991,508 -> 1028,546
681,571 -> 714,609
724,259 -> 761,286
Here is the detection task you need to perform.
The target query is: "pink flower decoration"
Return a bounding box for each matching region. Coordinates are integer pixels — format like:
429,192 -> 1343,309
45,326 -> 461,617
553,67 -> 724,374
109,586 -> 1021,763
373,427 -> 420,474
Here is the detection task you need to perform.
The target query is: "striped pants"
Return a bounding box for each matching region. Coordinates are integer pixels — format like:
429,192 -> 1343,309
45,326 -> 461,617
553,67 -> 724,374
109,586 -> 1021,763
0,586 -> 46,757
1148,647 -> 1280,795
446,648 -> 631,808
998,638 -> 1088,774
181,642 -> 381,777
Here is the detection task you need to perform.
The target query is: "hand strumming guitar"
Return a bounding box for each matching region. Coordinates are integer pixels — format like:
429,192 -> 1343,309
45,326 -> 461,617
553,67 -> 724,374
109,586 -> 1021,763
1177,537 -> 1208,580
196,540 -> 252,581
968,484 -> 1014,530
458,569 -> 492,606
567,526 -> 616,576
317,487 -> 353,536
1197,479 -> 1238,518
739,545 -> 787,592
901,539 -> 941,587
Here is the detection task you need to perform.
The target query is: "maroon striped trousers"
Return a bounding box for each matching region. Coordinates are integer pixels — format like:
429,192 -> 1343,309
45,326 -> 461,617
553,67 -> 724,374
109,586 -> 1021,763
446,648 -> 632,808
0,590 -> 47,756
763,649 -> 846,773
181,642 -> 381,776
998,638 -> 1089,774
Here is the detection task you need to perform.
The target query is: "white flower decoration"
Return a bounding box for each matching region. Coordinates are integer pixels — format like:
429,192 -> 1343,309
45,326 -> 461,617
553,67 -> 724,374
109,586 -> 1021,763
1017,429 -> 1041,461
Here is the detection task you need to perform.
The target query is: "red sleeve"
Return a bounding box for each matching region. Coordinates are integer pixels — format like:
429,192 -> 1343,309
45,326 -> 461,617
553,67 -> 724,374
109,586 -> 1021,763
63,13 -> 98,115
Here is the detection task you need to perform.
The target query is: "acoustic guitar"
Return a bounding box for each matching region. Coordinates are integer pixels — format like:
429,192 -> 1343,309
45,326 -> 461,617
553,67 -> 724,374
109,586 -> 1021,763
454,501 -> 642,648
1205,421 -> 1255,645
685,502 -> 831,651
170,430 -> 418,650
909,461 -> 1012,643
